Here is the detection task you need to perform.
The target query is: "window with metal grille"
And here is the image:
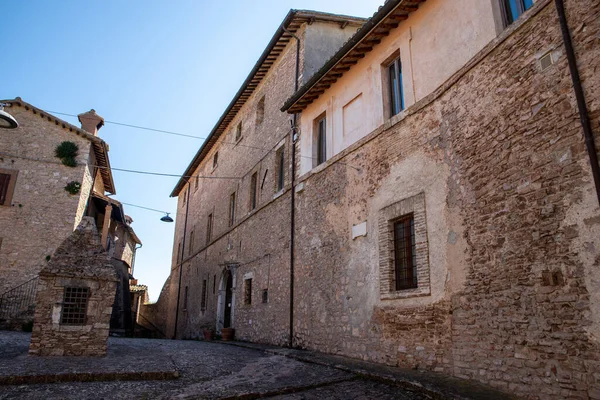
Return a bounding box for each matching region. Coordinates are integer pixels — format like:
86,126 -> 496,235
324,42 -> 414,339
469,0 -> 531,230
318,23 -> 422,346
388,57 -> 405,117
244,279 -> 252,305
502,0 -> 533,26
229,192 -> 236,227
0,173 -> 11,206
201,280 -> 207,311
61,287 -> 89,325
250,172 -> 258,211
393,215 -> 417,290
316,116 -> 327,166
276,147 -> 285,192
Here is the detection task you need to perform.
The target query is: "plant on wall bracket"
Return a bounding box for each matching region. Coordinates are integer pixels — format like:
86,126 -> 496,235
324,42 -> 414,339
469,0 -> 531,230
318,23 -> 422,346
64,181 -> 82,195
55,141 -> 79,167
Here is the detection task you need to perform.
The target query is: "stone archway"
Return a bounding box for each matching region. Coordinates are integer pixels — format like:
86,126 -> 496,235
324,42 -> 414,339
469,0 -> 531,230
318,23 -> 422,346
216,265 -> 236,331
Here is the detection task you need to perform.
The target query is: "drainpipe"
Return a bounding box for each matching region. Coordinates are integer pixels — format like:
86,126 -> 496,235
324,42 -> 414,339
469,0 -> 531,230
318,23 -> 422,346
283,26 -> 300,348
554,0 -> 600,205
131,243 -> 143,277
173,182 -> 191,339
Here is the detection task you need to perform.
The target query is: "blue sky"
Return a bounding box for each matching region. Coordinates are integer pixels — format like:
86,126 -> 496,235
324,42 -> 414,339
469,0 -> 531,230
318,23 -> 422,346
3,1 -> 381,301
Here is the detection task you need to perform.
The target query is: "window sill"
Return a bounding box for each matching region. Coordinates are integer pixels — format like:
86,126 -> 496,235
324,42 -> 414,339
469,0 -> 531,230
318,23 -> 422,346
272,189 -> 285,200
380,286 -> 430,301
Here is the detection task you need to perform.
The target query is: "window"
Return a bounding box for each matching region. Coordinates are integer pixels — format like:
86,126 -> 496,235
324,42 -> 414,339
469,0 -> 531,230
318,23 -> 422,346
213,274 -> 216,294
61,287 -> 89,325
393,215 -> 417,290
177,242 -> 182,263
502,0 -> 533,26
213,152 -> 218,169
244,278 -> 252,305
195,175 -> 199,191
314,115 -> 327,167
201,280 -> 207,311
0,169 -> 18,206
206,213 -> 213,244
189,231 -> 194,255
183,286 -> 189,310
388,57 -> 404,117
235,122 -> 242,142
250,172 -> 258,211
262,289 -> 268,304
256,96 -> 265,125
276,146 -> 285,192
378,193 -> 430,299
229,192 -> 236,227
182,189 -> 187,206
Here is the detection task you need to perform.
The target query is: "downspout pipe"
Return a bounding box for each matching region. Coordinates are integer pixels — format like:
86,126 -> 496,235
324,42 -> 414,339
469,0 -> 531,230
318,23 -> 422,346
555,0 -> 600,205
173,182 -> 191,339
283,26 -> 300,349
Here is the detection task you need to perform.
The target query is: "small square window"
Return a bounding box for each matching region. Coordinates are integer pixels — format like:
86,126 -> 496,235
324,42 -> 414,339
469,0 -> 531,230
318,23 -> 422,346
61,287 -> 89,325
244,279 -> 252,305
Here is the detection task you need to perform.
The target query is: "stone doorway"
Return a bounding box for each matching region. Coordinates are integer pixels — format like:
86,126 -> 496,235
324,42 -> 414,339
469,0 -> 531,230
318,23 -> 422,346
216,266 -> 236,331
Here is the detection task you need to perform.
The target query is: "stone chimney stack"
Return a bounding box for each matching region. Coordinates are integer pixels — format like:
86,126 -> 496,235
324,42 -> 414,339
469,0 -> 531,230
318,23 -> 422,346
77,109 -> 104,136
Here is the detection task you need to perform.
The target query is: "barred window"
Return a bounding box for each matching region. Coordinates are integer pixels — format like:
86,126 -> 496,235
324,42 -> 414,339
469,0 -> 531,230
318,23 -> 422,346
393,215 -> 417,290
61,287 -> 89,325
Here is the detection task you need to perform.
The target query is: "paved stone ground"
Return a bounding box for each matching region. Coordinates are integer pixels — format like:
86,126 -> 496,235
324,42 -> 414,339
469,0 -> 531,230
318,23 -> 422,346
0,332 -> 511,399
0,332 -> 429,399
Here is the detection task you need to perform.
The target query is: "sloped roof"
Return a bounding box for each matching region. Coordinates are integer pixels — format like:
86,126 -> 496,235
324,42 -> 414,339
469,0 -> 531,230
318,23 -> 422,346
1,97 -> 116,194
170,10 -> 366,197
282,0 -> 426,113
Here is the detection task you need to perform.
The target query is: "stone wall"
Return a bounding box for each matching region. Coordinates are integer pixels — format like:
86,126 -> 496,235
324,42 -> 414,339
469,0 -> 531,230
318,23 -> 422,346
0,104 -> 95,295
292,0 -> 600,398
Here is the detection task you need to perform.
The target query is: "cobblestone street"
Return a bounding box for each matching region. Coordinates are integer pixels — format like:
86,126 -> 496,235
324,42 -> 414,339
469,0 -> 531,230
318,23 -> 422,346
0,332 -> 508,399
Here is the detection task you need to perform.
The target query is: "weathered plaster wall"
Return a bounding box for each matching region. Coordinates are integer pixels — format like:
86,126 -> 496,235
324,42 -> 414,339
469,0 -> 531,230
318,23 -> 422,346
298,0 -> 499,175
293,0 -> 600,398
0,105 -> 94,294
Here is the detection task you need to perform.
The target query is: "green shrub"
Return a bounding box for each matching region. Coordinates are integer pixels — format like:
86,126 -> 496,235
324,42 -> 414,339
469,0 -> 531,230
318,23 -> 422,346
64,181 -> 82,195
55,141 -> 79,167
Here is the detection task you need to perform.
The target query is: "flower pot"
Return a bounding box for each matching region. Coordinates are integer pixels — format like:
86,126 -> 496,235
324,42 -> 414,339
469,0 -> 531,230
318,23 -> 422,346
203,329 -> 214,341
221,327 -> 235,341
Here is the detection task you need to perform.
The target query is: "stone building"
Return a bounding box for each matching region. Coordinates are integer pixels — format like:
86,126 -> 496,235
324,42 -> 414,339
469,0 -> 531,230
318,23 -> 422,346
157,0 -> 600,398
153,10 -> 366,342
0,98 -> 141,333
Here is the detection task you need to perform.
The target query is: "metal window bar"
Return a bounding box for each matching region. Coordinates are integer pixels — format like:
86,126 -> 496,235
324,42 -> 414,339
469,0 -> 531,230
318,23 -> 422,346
61,287 -> 89,325
393,215 -> 417,290
0,276 -> 39,321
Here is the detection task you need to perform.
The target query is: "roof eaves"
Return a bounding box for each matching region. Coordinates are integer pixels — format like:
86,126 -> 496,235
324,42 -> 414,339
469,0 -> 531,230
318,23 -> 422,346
281,0 -> 423,113
3,97 -> 116,195
170,9 -> 367,198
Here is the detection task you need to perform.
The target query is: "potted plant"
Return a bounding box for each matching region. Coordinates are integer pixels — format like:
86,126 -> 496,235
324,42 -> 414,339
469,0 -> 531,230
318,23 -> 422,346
201,323 -> 215,341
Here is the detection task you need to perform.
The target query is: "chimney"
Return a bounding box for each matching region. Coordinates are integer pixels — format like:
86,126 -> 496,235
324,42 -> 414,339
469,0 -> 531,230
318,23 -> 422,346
77,109 -> 104,136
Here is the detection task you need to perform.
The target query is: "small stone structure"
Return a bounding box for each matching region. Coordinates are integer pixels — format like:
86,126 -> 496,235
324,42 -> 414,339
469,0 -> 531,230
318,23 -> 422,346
29,217 -> 118,356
